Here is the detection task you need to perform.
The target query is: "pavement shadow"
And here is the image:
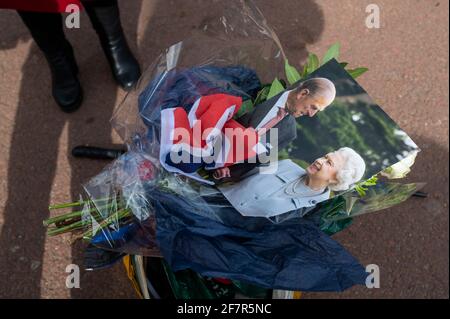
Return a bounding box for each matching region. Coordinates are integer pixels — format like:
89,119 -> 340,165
0,0 -> 324,298
136,0 -> 325,69
0,1 -> 141,298
68,0 -> 143,299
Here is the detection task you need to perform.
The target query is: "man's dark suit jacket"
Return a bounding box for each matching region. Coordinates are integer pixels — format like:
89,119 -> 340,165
219,91 -> 297,183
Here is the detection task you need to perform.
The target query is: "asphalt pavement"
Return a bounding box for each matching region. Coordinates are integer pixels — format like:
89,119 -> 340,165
0,0 -> 448,298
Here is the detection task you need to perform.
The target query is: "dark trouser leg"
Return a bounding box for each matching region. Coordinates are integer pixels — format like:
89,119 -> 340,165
81,0 -> 141,90
17,11 -> 83,112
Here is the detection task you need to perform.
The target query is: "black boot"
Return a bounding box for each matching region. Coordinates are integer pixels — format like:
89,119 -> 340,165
46,41 -> 83,113
83,0 -> 141,90
18,11 -> 83,113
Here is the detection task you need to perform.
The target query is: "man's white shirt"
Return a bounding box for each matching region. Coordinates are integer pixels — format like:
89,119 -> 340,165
255,90 -> 292,130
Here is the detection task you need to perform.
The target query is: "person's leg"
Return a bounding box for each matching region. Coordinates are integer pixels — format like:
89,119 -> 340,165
81,0 -> 141,90
17,11 -> 83,112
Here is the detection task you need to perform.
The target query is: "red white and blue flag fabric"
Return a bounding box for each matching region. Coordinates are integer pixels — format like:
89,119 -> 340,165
160,94 -> 267,183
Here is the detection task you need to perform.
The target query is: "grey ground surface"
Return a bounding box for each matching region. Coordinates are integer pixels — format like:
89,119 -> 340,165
0,0 -> 448,298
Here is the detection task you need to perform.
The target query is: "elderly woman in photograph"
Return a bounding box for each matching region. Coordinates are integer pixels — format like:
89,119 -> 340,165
217,147 -> 366,218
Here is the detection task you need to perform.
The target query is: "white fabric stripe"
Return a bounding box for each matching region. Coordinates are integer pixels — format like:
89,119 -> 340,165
202,104 -> 236,146
159,101 -> 248,182
187,97 -> 201,127
159,108 -> 214,185
159,108 -> 175,167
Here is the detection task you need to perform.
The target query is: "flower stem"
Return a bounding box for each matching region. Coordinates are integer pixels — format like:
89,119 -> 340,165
43,202 -> 123,227
47,219 -> 86,236
80,208 -> 132,240
48,197 -> 116,210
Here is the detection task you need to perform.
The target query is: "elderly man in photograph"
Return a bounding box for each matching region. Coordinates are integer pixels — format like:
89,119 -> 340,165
214,77 -> 337,181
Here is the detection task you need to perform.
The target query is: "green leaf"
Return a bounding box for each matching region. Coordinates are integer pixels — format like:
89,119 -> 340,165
301,64 -> 308,78
235,99 -> 254,118
354,175 -> 378,197
354,185 -> 367,197
306,53 -> 320,74
339,62 -> 349,68
322,43 -> 340,65
284,59 -> 302,85
267,78 -> 285,100
347,67 -> 369,78
254,85 -> 270,105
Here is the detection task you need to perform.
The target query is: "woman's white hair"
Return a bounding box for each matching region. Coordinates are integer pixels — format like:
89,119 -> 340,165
330,147 -> 366,191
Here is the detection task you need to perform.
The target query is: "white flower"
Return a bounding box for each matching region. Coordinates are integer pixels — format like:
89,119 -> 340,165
381,151 -> 418,179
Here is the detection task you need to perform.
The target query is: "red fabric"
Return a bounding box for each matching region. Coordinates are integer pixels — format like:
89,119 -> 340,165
213,278 -> 232,285
0,0 -> 81,13
172,107 -> 191,144
194,94 -> 241,120
222,119 -> 259,167
171,94 -> 244,151
161,94 -> 264,169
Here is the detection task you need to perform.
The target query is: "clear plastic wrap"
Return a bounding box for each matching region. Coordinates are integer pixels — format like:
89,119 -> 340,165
43,0 -> 424,292
111,0 -> 285,152
47,0 -> 290,254
44,0 -> 424,249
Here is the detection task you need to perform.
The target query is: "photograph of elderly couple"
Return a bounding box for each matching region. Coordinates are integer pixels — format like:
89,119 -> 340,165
160,59 -> 419,219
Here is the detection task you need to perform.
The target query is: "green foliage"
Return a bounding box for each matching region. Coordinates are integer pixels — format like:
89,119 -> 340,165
253,85 -> 270,105
241,44 -> 379,191
310,182 -> 420,236
267,78 -> 286,99
277,148 -> 291,161
315,196 -> 353,235
288,92 -> 416,179
306,53 -> 320,74
354,175 -> 379,197
347,67 -> 369,79
322,43 -> 340,65
235,99 -> 254,118
347,182 -> 420,219
281,43 -> 368,83
321,217 -> 353,236
301,64 -> 308,78
278,144 -> 309,168
285,59 -> 302,85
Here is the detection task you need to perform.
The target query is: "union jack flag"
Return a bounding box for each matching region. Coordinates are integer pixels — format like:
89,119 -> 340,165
160,94 -> 267,183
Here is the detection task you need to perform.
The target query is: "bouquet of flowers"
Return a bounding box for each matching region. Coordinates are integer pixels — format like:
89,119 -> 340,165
43,0 -> 423,296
